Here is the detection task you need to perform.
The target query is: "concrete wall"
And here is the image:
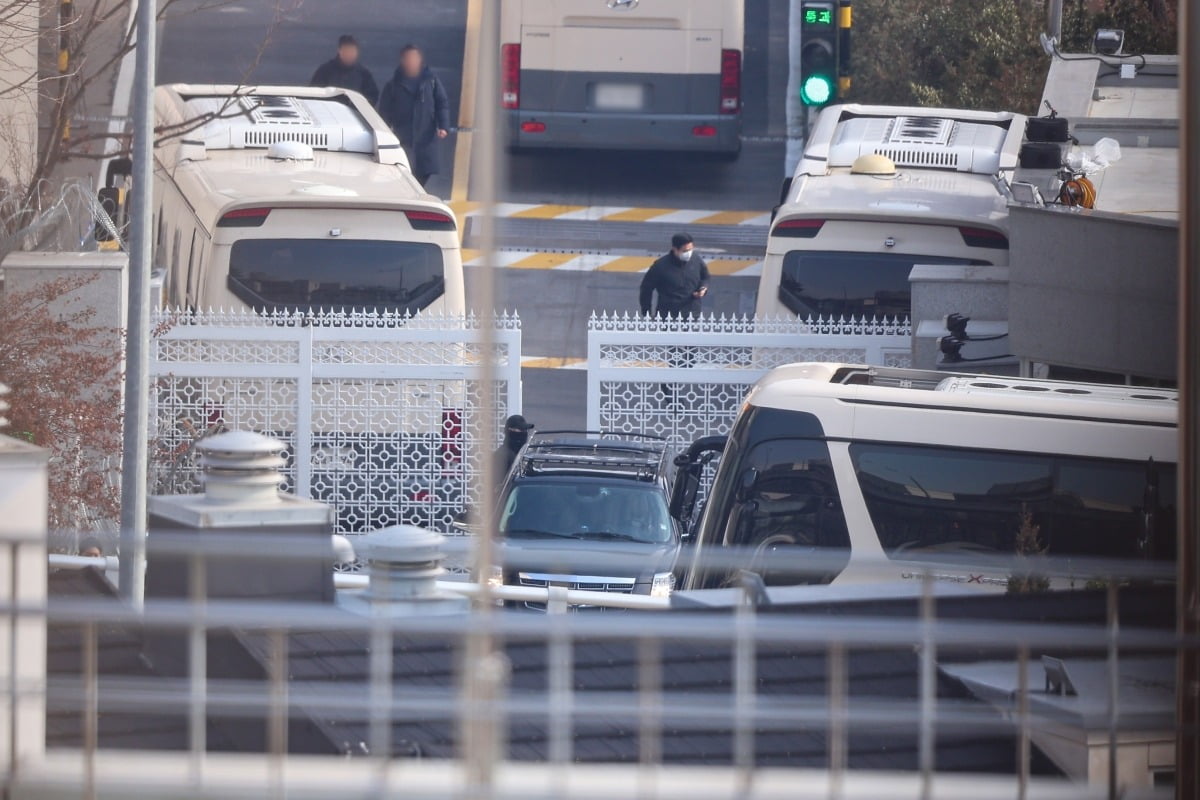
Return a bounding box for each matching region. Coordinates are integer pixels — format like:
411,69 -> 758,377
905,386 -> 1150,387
0,1 -> 40,190
1007,204 -> 1178,381
910,265 -> 1010,371
1,251 -> 129,336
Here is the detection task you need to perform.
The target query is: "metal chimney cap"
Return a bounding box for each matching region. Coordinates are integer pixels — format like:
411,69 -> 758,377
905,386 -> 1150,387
361,525 -> 444,566
196,430 -> 286,458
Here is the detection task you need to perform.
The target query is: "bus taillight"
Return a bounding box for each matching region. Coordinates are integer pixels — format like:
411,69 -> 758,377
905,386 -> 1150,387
501,44 -> 521,109
217,207 -> 271,227
772,218 -> 824,238
958,226 -> 1009,249
720,49 -> 742,114
405,210 -> 457,232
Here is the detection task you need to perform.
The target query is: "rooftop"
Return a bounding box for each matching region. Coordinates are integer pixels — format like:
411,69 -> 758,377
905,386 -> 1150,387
1036,55 -> 1179,221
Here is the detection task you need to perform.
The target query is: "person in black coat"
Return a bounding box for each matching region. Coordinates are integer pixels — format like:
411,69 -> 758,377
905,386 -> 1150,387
377,44 -> 451,188
639,232 -> 711,319
310,35 -> 379,106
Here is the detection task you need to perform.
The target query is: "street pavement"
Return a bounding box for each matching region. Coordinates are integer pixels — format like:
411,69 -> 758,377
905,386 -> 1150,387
155,0 -> 791,429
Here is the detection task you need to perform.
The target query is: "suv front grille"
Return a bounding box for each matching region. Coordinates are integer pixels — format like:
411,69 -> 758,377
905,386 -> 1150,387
517,573 -> 635,612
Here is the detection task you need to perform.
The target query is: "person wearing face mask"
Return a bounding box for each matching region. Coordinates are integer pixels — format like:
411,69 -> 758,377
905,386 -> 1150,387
493,414 -> 535,484
640,233 -> 710,400
639,232 -> 710,320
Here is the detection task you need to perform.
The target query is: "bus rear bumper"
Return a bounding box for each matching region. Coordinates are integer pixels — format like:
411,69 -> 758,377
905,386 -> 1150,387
506,111 -> 741,155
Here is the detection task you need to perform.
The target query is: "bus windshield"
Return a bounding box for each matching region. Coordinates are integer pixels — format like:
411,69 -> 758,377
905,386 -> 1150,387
228,239 -> 445,314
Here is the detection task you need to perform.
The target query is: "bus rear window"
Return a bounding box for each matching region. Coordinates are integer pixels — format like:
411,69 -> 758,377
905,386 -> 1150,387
228,239 -> 444,314
779,251 -> 989,321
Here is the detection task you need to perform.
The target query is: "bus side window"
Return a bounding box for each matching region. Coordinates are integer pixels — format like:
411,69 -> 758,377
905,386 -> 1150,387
170,229 -> 182,306
184,230 -> 197,307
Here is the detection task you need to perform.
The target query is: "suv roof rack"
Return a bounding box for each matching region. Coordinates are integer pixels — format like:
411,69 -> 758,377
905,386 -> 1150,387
520,431 -> 670,482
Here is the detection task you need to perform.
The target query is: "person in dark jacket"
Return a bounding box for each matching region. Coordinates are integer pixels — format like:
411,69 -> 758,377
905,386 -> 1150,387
310,35 -> 379,106
639,232 -> 711,319
377,44 -> 451,188
640,233 -> 711,401
493,414 -> 534,484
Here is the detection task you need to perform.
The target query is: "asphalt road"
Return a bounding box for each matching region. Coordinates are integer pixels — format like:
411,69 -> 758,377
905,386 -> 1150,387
156,0 -> 791,430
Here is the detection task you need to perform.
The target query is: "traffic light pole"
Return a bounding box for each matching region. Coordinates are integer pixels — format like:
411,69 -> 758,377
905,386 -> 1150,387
785,0 -> 807,175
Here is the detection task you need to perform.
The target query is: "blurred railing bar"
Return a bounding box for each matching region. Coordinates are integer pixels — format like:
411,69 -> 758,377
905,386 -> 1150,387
828,642 -> 846,800
82,620 -> 97,800
919,574 -> 935,800
39,681 -> 1122,733
1106,583 -> 1120,800
29,600 -> 1189,651
1018,643 -> 1031,800
49,539 -> 1182,583
188,555 -> 206,779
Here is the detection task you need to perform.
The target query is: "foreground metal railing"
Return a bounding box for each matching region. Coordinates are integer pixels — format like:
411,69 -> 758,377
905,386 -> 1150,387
13,532 -> 1193,799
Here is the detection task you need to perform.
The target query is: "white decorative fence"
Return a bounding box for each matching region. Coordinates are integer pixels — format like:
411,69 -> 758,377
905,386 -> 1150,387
587,313 -> 912,446
150,310 -> 522,534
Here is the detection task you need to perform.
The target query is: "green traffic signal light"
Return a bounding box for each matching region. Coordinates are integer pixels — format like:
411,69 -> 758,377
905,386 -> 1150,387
801,74 -> 834,106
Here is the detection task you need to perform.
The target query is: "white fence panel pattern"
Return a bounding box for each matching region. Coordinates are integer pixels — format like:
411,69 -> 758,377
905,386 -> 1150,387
587,313 -> 912,447
149,310 -> 522,535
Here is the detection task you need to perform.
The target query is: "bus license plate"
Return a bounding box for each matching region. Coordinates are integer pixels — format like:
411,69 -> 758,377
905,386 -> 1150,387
594,83 -> 645,111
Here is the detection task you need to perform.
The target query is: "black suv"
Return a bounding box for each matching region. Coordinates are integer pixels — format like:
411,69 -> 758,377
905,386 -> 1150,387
494,432 -> 680,607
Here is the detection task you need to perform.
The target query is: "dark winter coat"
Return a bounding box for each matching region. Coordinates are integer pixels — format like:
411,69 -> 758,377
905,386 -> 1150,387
377,66 -> 451,177
639,252 -> 711,317
309,58 -> 380,106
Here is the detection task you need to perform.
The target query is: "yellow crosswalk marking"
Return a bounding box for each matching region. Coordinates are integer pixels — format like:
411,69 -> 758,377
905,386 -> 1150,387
510,204 -> 587,219
598,256 -> 655,273
509,252 -> 579,270
690,210 -> 765,226
706,258 -> 759,276
461,248 -> 481,263
522,357 -> 587,369
601,207 -> 675,222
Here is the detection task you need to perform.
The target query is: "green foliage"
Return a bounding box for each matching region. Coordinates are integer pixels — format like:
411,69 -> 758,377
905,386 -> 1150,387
1007,505 -> 1050,594
849,0 -> 1178,114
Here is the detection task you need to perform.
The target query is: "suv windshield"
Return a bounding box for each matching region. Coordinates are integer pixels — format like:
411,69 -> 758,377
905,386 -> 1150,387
500,482 -> 673,545
779,250 -> 989,320
228,238 -> 445,314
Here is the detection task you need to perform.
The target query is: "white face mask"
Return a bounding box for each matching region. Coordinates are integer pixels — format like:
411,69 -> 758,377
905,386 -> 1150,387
677,249 -> 694,262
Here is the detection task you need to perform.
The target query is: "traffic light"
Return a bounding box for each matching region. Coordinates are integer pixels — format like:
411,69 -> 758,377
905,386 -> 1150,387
799,2 -> 837,107
799,1 -> 851,108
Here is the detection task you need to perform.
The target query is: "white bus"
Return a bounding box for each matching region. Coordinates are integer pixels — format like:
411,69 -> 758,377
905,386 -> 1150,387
151,84 -> 465,315
677,363 -> 1178,591
758,104 -> 1024,321
501,0 -> 744,157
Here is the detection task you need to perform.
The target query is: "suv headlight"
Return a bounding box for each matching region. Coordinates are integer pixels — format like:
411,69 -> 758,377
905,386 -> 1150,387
650,572 -> 676,598
486,565 -> 505,589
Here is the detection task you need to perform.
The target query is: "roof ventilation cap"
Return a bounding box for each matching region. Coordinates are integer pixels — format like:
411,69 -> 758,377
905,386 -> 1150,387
267,140 -> 315,161
851,153 -> 897,175
196,430 -> 286,505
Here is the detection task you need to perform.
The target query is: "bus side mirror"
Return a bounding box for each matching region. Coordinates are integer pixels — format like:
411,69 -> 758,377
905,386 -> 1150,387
669,468 -> 700,524
668,435 -> 728,525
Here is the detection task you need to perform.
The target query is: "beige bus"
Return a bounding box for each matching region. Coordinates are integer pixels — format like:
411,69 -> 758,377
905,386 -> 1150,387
152,84 -> 465,316
758,104 -> 1025,321
501,0 -> 745,157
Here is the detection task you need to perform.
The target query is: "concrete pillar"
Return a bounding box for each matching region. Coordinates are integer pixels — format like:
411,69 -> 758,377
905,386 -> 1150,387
0,382 -> 49,773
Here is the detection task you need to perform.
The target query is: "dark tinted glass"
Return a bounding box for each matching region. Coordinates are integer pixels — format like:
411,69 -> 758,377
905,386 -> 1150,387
851,443 -> 1176,562
779,250 -> 988,320
228,239 -> 444,313
500,482 -> 673,545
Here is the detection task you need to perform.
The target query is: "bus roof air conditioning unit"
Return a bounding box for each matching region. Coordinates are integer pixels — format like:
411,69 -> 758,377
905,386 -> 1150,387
828,114 -> 1012,174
